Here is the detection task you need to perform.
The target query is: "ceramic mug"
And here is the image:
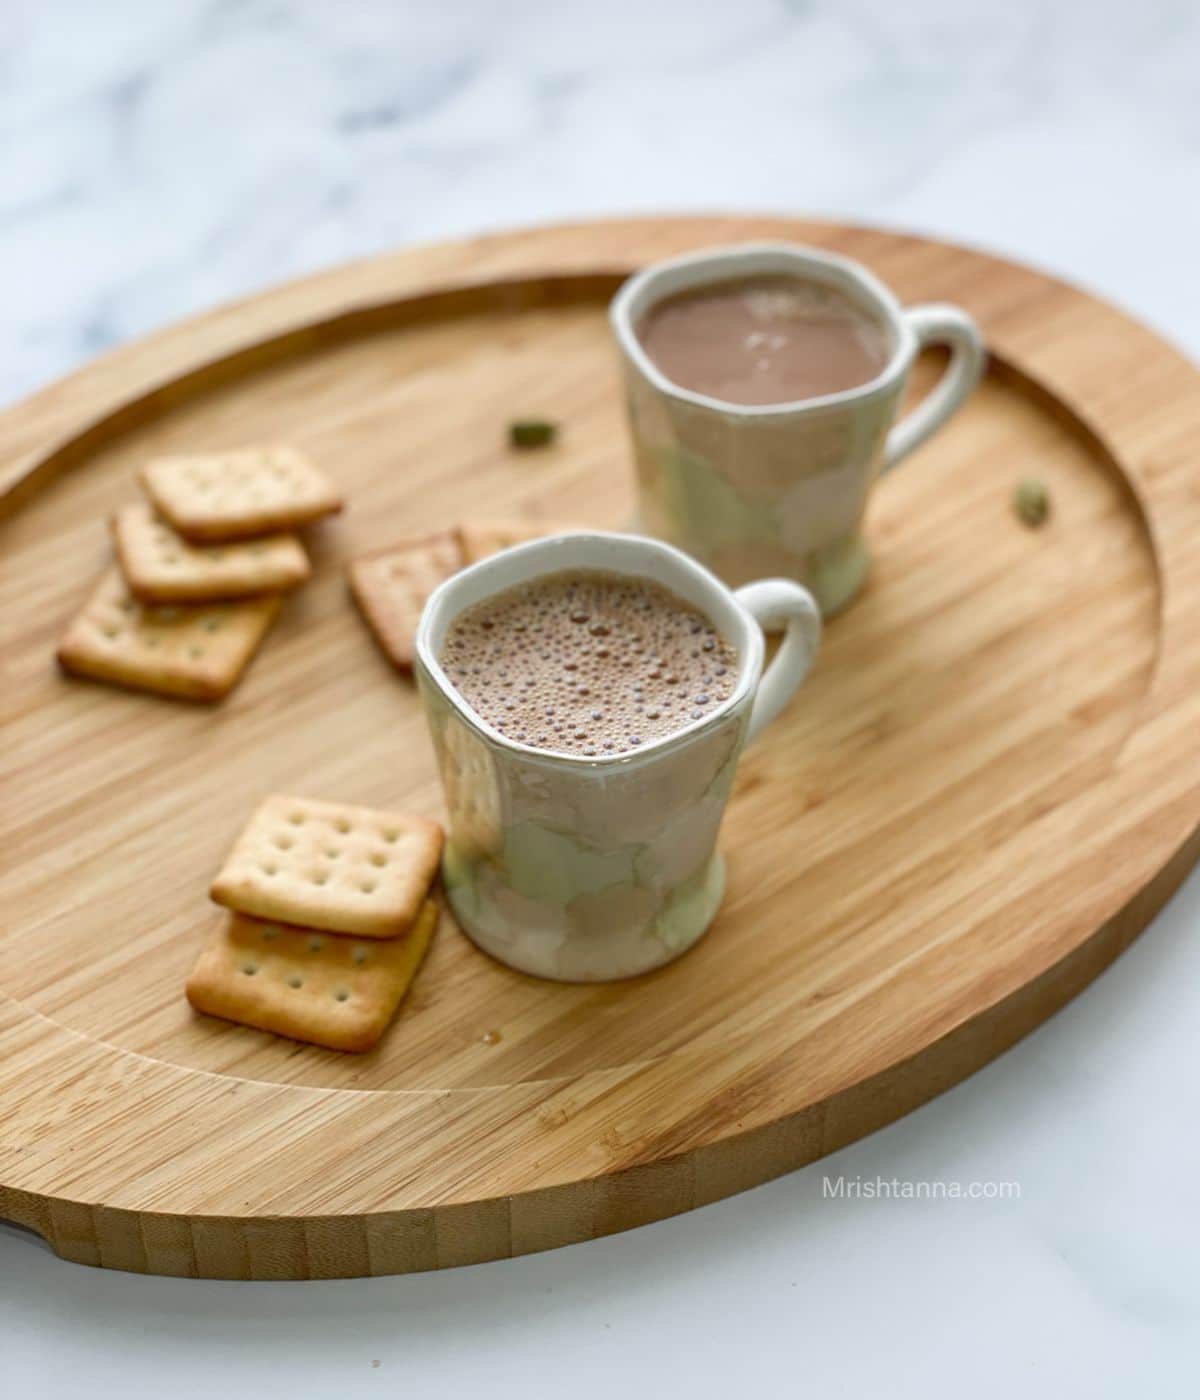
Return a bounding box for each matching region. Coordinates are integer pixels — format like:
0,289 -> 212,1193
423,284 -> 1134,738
415,531 -> 821,982
610,242 -> 986,615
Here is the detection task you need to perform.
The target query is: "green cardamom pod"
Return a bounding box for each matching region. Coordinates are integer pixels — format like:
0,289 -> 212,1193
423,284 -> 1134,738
509,418 -> 558,449
1014,477 -> 1050,528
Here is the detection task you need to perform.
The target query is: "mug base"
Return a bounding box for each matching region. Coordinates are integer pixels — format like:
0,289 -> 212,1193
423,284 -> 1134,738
631,514 -> 871,620
810,534 -> 871,617
445,851 -> 727,983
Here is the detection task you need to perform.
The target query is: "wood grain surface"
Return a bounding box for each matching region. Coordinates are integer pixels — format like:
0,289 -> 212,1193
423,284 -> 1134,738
2,216 -> 1199,1280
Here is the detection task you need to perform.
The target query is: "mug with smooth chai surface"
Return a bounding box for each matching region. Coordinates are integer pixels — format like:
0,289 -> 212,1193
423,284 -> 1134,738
611,242 -> 986,616
415,531 -> 821,981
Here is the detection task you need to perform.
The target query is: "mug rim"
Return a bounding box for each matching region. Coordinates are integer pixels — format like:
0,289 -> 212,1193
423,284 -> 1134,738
414,530 -> 765,768
609,240 -> 917,418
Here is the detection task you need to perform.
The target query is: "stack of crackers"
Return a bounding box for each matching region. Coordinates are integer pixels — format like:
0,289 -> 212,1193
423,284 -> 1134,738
187,795 -> 444,1052
57,446 -> 342,701
349,518 -> 573,671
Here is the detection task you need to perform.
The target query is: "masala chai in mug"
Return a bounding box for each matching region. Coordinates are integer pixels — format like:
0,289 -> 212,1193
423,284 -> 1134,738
611,243 -> 985,615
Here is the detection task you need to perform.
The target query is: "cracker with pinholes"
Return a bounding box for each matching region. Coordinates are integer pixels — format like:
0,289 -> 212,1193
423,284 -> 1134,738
111,502 -> 311,602
348,529 -> 464,671
458,520 -> 577,564
139,446 -> 342,541
210,795 -> 444,938
186,902 -> 439,1053
56,569 -> 282,702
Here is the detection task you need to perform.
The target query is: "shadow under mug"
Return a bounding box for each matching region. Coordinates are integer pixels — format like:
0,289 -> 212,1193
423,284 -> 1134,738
415,531 -> 821,982
610,242 -> 986,616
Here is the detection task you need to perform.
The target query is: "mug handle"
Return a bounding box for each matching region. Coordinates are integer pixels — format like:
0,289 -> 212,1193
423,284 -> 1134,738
883,305 -> 985,472
733,580 -> 822,744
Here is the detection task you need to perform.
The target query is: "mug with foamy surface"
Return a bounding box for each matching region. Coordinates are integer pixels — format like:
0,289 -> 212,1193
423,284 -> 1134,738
415,531 -> 820,981
611,243 -> 985,615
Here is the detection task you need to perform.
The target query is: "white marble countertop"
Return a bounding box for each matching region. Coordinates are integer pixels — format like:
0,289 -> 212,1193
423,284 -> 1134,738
3,1 -> 1199,1394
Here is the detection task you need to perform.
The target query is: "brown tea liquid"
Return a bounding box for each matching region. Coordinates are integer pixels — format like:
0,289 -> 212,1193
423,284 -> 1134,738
637,274 -> 889,406
439,569 -> 739,756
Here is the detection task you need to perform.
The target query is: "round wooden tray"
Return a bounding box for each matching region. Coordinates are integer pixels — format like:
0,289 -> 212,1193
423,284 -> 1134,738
3,217 -> 1199,1280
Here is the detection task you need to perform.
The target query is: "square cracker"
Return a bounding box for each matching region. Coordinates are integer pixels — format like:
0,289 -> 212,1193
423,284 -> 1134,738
458,520 -> 577,564
348,529 -> 463,671
210,794 -> 444,938
56,569 -> 282,702
112,502 -> 311,602
139,446 -> 342,541
186,902 -> 439,1053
